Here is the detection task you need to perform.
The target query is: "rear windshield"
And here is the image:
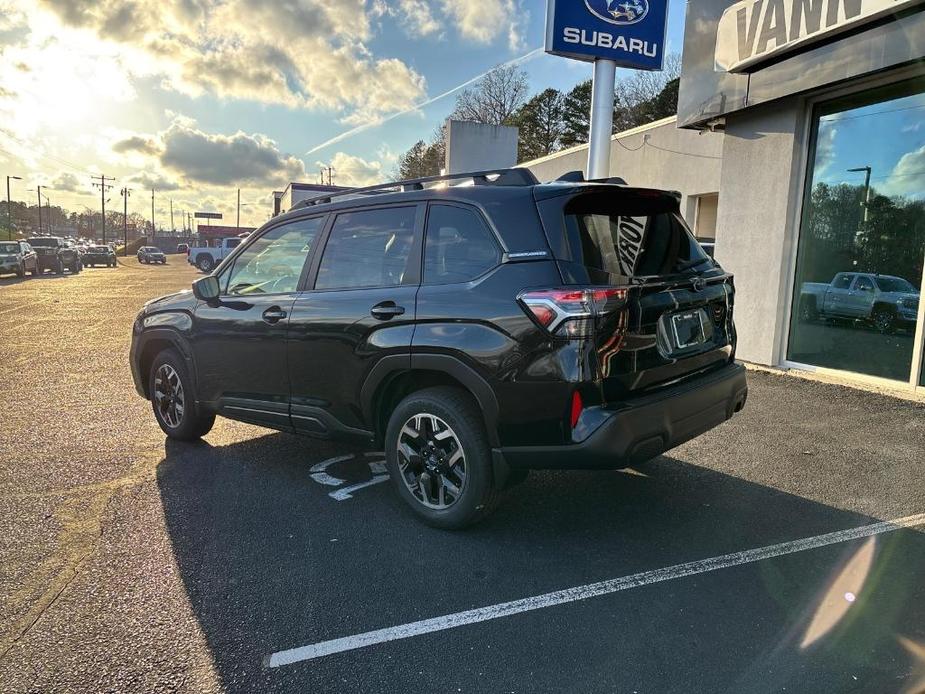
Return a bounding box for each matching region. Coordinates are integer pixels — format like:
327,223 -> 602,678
91,246 -> 109,252
0,243 -> 19,253
554,192 -> 710,284
28,237 -> 58,247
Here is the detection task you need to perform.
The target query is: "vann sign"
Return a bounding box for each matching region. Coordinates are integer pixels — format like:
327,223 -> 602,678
715,0 -> 924,72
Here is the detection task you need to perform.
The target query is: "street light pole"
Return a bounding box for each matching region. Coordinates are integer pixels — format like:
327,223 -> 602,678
847,166 -> 872,224
150,188 -> 155,241
6,175 -> 21,240
236,188 -> 240,231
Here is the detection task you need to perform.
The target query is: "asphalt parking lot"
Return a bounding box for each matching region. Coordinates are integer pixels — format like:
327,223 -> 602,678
1,258 -> 924,693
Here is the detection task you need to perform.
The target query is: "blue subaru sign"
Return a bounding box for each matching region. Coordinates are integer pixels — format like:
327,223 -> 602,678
545,0 -> 668,69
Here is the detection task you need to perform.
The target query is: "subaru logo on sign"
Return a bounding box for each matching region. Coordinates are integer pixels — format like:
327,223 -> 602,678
545,0 -> 667,70
585,0 -> 649,26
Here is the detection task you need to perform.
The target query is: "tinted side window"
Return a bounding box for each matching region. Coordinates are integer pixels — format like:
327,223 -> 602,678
221,217 -> 323,295
832,274 -> 853,289
855,276 -> 875,291
424,205 -> 500,284
315,207 -> 416,290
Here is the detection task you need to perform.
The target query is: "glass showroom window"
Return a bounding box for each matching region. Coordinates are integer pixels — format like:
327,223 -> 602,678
788,79 -> 925,383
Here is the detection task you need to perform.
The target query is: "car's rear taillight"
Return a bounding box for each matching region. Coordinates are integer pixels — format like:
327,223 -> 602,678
570,390 -> 583,428
518,287 -> 627,337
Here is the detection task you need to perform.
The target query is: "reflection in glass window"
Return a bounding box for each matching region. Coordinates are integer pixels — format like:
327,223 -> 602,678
315,207 -> 416,290
424,205 -> 500,284
788,80 -> 925,382
222,217 -> 323,295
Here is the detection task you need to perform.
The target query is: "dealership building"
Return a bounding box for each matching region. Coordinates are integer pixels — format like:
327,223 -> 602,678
526,0 -> 925,393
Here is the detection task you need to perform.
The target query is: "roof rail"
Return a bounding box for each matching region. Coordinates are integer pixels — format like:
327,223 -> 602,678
293,167 -> 540,210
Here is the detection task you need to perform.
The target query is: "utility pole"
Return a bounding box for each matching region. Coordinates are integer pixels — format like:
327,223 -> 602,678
121,187 -> 131,256
91,174 -> 114,243
36,186 -> 43,235
150,188 -> 155,241
41,191 -> 51,231
6,175 -> 21,240
236,188 -> 241,231
169,198 -> 174,232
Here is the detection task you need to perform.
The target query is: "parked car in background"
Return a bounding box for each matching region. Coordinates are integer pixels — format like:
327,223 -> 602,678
177,243 -> 189,254
82,245 -> 118,267
138,247 -> 167,264
187,237 -> 243,272
0,240 -> 39,277
131,168 -> 747,528
27,236 -> 82,274
799,271 -> 920,333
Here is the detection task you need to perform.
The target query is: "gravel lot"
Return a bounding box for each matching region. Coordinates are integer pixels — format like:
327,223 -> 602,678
1,258 -> 924,693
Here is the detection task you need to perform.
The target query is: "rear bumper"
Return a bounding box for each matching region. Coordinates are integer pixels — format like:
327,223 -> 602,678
496,362 -> 748,470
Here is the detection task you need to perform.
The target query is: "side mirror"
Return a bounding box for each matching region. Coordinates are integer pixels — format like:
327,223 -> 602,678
192,275 -> 220,302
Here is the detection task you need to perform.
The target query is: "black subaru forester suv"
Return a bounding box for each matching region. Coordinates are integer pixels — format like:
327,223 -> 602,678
131,168 -> 747,528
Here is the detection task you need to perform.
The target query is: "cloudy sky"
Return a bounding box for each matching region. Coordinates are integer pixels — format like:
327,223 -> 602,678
815,90 -> 925,201
0,0 -> 687,228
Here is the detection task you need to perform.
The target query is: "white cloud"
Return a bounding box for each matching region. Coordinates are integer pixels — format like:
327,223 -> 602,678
50,171 -> 90,194
397,0 -> 441,37
113,117 -> 307,187
23,0 -> 428,122
440,0 -> 526,50
880,145 -> 925,200
318,152 -> 385,187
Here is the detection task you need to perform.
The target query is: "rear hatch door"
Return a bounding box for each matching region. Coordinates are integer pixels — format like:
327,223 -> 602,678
535,185 -> 736,399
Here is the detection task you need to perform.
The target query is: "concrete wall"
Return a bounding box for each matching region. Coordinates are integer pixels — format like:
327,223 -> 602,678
445,121 -> 519,175
522,117 -> 724,226
714,98 -> 807,366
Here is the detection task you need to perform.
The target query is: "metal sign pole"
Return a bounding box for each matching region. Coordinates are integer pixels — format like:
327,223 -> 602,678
587,59 -> 616,180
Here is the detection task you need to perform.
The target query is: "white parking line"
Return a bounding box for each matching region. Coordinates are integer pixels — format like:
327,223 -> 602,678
267,511 -> 925,668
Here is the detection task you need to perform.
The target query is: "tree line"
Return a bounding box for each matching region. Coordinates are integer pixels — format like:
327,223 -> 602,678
1,200 -> 154,240
396,56 -> 681,180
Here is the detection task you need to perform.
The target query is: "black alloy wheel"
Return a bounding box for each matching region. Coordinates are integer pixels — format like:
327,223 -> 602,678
385,387 -> 500,529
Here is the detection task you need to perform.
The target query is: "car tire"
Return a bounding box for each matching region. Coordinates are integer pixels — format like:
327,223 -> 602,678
197,255 -> 214,272
385,386 -> 500,529
54,260 -> 63,275
872,307 -> 895,334
149,349 -> 215,441
30,263 -> 38,276
15,262 -> 24,277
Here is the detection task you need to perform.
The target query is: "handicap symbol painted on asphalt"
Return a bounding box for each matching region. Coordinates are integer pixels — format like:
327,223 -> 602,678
309,452 -> 390,502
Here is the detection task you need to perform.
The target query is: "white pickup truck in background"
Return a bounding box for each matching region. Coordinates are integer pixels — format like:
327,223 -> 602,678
799,271 -> 920,333
187,237 -> 245,272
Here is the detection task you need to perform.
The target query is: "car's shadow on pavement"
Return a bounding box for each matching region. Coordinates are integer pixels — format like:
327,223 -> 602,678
156,433 -> 925,694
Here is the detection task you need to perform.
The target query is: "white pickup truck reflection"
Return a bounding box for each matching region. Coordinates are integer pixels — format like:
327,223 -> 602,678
799,271 -> 920,333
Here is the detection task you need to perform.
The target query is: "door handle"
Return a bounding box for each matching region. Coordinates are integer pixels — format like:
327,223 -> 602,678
262,307 -> 288,324
370,302 -> 405,320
